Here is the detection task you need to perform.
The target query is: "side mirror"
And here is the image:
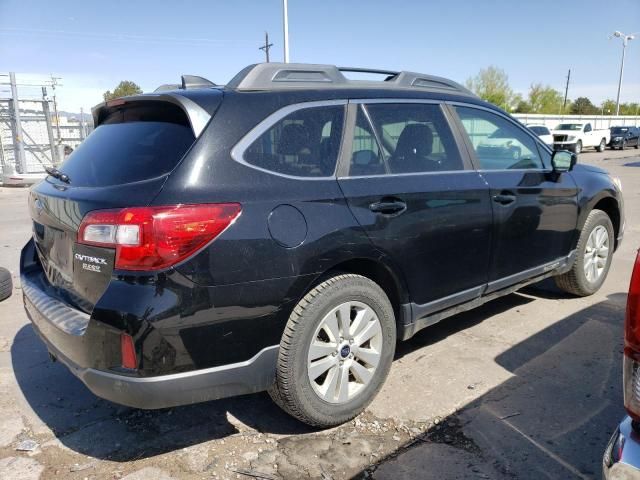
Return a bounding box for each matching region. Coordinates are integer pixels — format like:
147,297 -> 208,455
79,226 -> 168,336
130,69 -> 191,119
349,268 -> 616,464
552,150 -> 577,173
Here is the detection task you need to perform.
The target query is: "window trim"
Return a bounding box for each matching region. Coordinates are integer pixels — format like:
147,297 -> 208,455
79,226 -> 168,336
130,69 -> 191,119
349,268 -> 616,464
337,98 -> 474,179
230,99 -> 348,181
446,101 -> 553,172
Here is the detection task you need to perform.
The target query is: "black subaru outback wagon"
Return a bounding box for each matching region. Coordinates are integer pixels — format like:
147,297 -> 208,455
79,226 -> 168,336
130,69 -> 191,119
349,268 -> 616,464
21,63 -> 624,427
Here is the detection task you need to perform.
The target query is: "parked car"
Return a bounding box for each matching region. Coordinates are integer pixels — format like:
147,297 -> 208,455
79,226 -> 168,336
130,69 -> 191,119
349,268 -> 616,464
526,124 -> 553,148
609,126 -> 640,150
603,249 -> 640,479
20,63 -> 625,427
552,122 -> 610,154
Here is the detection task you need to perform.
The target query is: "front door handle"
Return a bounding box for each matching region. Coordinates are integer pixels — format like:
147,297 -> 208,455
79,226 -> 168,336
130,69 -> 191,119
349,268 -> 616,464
369,199 -> 407,215
493,193 -> 516,205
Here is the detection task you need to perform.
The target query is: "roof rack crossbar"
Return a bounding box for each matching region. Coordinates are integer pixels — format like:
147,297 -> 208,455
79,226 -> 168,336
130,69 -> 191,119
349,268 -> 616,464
227,63 -> 476,97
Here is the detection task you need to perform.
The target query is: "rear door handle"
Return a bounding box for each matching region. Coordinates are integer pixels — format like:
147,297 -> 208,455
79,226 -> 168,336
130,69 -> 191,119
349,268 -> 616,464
369,199 -> 407,215
492,193 -> 516,205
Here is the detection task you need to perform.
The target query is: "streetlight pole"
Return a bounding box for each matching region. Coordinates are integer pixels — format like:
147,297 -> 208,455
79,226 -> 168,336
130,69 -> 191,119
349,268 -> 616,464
283,0 -> 290,63
610,31 -> 636,116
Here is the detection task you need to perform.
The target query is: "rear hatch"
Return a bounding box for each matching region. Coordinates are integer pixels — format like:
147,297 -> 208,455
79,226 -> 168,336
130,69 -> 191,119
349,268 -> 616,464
28,92 -> 221,313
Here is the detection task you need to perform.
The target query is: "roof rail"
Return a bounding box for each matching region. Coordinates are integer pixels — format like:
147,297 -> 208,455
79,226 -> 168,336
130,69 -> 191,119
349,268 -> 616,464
338,67 -> 399,77
226,63 -> 475,97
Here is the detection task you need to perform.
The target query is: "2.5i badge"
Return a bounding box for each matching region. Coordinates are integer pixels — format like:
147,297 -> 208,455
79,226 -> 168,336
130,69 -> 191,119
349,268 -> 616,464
73,243 -> 115,288
74,252 -> 108,272
73,243 -> 115,304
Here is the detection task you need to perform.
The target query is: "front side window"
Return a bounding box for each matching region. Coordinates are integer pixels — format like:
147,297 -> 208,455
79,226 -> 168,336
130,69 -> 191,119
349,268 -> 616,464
355,103 -> 463,175
455,106 -> 544,170
243,105 -> 344,177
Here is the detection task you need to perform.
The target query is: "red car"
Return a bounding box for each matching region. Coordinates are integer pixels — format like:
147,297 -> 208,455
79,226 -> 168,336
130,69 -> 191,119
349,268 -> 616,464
604,249 -> 640,478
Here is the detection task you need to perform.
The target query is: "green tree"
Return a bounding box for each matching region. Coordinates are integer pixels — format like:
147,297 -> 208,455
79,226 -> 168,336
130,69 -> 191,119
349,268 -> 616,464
528,83 -> 563,114
620,102 -> 640,116
600,99 -> 616,115
465,66 -> 515,110
103,80 -> 143,101
570,97 -> 598,115
514,100 -> 532,113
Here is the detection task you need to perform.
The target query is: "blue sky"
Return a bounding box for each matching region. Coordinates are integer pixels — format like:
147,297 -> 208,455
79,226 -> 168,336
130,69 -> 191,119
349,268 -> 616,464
1,0 -> 638,112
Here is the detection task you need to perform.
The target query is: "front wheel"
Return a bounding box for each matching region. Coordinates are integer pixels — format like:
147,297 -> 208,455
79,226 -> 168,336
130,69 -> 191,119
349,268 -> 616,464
574,140 -> 582,155
555,209 -> 614,296
269,274 -> 396,427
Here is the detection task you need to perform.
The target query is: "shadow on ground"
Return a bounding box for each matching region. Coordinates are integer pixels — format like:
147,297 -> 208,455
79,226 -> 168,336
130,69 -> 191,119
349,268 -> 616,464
11,325 -> 313,461
365,287 -> 627,480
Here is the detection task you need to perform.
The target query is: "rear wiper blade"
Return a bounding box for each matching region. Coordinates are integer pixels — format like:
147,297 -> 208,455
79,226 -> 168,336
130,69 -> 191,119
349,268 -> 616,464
45,166 -> 70,184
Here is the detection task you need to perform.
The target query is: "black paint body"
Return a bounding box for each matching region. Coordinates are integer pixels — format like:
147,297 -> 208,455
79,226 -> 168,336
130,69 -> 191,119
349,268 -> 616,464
21,85 -> 625,386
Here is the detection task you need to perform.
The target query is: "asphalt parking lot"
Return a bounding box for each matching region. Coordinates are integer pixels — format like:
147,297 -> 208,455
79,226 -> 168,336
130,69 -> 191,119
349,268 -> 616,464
0,147 -> 639,480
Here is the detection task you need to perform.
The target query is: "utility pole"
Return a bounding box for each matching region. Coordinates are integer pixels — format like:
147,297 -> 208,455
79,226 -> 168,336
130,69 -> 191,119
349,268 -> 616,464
283,0 -> 290,62
259,32 -> 273,62
562,69 -> 570,114
9,72 -> 26,174
41,86 -> 58,165
49,75 -> 62,144
80,107 -> 87,139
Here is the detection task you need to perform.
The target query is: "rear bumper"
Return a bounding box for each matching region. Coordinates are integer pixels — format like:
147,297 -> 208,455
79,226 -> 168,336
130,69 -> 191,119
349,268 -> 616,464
24,279 -> 278,408
603,416 -> 640,480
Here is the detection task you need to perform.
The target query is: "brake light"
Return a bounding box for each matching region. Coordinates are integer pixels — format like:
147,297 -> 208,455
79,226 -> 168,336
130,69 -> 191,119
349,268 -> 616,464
78,204 -> 241,270
120,333 -> 137,369
624,250 -> 640,420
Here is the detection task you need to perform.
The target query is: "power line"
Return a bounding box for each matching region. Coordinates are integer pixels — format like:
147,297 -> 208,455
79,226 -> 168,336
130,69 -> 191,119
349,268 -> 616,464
259,32 -> 273,62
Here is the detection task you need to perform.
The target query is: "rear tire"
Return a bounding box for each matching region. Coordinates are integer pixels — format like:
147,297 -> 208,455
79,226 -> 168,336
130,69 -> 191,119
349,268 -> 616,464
0,268 -> 12,302
269,274 -> 396,427
597,138 -> 606,152
622,140 -> 627,151
555,209 -> 614,296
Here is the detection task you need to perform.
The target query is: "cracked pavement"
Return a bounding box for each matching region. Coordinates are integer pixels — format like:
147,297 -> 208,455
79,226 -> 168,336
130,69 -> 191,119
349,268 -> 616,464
0,149 -> 638,479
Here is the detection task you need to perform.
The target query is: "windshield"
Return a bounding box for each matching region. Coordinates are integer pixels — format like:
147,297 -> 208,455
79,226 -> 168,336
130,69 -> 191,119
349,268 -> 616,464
528,126 -> 549,135
611,127 -> 629,134
555,124 -> 583,131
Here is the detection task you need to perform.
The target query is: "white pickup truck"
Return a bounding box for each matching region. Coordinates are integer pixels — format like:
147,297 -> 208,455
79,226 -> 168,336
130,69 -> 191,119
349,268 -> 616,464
552,122 -> 610,154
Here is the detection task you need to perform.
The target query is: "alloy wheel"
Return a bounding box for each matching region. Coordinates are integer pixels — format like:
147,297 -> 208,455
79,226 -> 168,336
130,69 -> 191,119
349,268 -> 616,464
584,225 -> 609,283
307,301 -> 383,404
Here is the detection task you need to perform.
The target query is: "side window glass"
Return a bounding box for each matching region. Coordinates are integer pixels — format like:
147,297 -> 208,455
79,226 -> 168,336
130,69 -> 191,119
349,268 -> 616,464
365,103 -> 464,174
349,106 -> 385,176
584,124 -> 592,133
243,105 -> 344,177
455,106 -> 543,170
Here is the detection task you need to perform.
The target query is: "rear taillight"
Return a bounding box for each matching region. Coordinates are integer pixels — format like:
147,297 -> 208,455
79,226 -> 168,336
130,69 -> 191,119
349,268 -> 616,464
624,250 -> 640,420
78,204 -> 241,271
120,333 -> 137,369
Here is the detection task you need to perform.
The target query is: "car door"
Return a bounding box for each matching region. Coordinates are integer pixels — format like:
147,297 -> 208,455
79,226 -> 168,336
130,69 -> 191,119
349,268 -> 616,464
450,104 -> 579,292
583,123 -> 594,147
337,100 -> 493,313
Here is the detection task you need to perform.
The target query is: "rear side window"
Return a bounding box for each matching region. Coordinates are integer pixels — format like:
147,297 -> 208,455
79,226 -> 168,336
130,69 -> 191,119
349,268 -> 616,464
364,103 -> 464,174
59,105 -> 195,187
243,105 -> 345,177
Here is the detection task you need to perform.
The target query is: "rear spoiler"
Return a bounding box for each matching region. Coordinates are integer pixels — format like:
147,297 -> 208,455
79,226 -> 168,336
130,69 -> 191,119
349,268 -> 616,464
91,90 -> 222,137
